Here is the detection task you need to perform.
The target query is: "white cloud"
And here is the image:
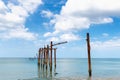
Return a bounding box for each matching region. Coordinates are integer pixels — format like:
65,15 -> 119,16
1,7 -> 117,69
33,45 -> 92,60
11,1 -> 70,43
44,0 -> 120,41
54,0 -> 120,32
54,15 -> 90,32
0,0 -> 42,40
0,27 -> 37,40
48,37 -> 59,42
90,38 -> 120,58
91,39 -> 120,49
18,0 -> 42,14
46,33 -> 80,42
0,1 -> 8,14
61,0 -> 120,17
41,10 -> 54,18
102,33 -> 109,37
60,33 -> 80,41
43,32 -> 52,37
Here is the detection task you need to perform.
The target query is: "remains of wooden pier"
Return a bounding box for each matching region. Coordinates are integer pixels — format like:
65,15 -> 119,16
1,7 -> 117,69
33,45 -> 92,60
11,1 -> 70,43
38,41 -> 67,75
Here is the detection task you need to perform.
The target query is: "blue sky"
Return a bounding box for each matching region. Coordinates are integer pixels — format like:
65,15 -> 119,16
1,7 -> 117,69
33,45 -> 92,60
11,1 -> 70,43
0,0 -> 120,58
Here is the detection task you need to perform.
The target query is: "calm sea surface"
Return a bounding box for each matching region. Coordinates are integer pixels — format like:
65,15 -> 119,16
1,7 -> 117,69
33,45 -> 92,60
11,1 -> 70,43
0,58 -> 120,80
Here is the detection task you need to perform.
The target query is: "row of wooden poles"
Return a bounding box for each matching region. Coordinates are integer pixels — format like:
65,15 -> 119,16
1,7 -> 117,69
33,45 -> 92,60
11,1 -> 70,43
37,41 -> 67,77
37,33 -> 92,77
38,41 -> 54,74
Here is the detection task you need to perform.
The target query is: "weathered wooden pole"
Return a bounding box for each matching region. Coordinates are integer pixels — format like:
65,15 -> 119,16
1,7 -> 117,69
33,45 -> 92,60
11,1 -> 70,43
54,48 -> 57,68
46,45 -> 49,70
50,41 -> 53,72
43,46 -> 46,68
44,46 -> 48,75
86,33 -> 92,77
41,48 -> 44,67
38,48 -> 41,65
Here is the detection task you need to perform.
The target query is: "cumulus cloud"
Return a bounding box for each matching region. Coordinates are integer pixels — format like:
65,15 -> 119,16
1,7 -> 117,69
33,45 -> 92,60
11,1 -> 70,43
0,0 -> 42,40
41,10 -> 54,18
47,37 -> 59,42
0,27 -> 38,40
43,32 -> 52,37
90,38 -> 120,58
54,15 -> 90,32
102,33 -> 109,37
44,0 -> 120,41
46,33 -> 80,42
54,0 -> 120,32
18,0 -> 42,14
91,38 -> 120,49
60,33 -> 80,41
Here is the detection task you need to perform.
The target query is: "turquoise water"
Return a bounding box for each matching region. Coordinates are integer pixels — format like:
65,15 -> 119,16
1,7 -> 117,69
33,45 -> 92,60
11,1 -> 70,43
0,58 -> 120,80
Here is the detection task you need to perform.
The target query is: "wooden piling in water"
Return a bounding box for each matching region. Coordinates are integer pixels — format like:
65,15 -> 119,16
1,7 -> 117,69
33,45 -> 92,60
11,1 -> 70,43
86,33 -> 92,77
50,41 -> 53,72
41,48 -> 44,67
46,45 -> 49,70
54,48 -> 57,68
38,48 -> 41,65
43,47 -> 46,68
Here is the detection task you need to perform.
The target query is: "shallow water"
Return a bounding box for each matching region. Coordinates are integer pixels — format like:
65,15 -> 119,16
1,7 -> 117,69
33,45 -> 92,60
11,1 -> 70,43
0,58 -> 120,80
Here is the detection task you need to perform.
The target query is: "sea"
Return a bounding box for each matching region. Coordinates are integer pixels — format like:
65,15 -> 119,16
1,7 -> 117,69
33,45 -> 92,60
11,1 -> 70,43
0,58 -> 120,80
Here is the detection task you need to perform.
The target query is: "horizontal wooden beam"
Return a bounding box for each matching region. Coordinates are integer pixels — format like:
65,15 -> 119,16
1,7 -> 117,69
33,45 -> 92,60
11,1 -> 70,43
52,41 -> 67,46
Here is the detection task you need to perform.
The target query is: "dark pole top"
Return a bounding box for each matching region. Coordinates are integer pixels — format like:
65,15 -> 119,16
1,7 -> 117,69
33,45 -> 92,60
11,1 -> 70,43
51,41 -> 53,44
87,33 -> 89,36
86,33 -> 90,49
86,33 -> 89,40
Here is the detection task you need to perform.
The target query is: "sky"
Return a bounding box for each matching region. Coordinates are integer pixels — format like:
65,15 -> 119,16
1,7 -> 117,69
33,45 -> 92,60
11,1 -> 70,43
0,0 -> 120,58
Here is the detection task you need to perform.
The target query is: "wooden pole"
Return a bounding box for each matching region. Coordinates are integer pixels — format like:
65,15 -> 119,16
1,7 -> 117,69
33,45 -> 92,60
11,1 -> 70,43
43,47 -> 46,68
46,45 -> 49,70
86,33 -> 92,77
54,48 -> 57,68
50,41 -> 53,72
38,48 -> 41,65
41,48 -> 44,67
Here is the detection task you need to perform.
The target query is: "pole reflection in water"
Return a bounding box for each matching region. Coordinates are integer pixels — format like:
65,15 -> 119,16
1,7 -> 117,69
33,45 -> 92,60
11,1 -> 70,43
87,77 -> 92,80
38,62 -> 56,79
